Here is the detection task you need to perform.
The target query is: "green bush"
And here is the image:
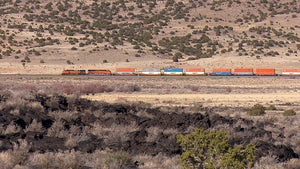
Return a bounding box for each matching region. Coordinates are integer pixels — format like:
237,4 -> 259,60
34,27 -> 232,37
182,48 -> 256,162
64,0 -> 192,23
172,55 -> 178,62
247,104 -> 266,116
266,105 -> 276,110
283,109 -> 296,116
177,128 -> 255,169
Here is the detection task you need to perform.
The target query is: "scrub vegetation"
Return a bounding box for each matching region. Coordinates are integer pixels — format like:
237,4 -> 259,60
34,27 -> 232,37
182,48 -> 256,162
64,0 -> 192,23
0,76 -> 299,168
0,0 -> 299,65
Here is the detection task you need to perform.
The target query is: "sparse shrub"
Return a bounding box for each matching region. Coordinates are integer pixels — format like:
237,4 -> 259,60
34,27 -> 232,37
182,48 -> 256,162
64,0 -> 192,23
0,90 -> 12,102
0,139 -> 30,168
118,84 -> 141,93
190,85 -> 199,92
27,150 -> 84,169
46,120 -> 67,138
177,128 -> 256,169
146,126 -> 162,142
105,151 -> 133,169
71,47 -> 77,50
174,52 -> 183,59
247,104 -> 266,116
172,55 -> 179,62
103,59 -> 108,63
266,105 -> 276,110
283,109 -> 296,116
4,122 -> 21,134
65,134 -> 90,149
24,56 -> 30,63
226,87 -> 232,93
66,60 -> 73,65
24,119 -> 43,133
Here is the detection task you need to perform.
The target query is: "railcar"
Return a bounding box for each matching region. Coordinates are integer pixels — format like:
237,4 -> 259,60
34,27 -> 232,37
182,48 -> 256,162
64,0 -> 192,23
140,68 -> 161,75
115,68 -> 136,75
163,68 -> 183,75
256,69 -> 275,76
281,69 -> 300,76
233,69 -> 254,76
88,69 -> 111,76
185,68 -> 206,75
211,69 -> 231,76
62,70 -> 86,75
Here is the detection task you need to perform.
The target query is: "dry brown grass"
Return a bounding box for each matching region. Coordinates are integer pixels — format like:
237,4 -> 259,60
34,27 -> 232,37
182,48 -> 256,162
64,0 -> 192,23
0,75 -> 299,168
24,119 -> 43,133
133,153 -> 181,169
91,122 -> 140,144
0,140 -> 30,169
145,126 -> 163,142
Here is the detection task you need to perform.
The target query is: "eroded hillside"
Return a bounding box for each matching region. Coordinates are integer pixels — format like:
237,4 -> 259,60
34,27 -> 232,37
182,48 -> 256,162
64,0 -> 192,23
0,0 -> 299,73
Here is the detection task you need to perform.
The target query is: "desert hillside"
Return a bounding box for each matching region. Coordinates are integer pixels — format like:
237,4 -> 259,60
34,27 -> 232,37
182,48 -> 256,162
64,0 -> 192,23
0,0 -> 299,74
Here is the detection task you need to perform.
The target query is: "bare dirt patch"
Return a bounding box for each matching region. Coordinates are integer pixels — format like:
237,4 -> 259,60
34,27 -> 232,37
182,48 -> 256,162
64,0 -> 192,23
84,93 -> 300,107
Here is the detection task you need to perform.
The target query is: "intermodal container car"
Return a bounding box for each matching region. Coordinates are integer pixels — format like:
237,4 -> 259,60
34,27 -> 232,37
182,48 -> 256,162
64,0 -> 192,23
281,69 -> 300,76
212,69 -> 231,76
115,68 -> 135,75
62,70 -> 86,75
88,70 -> 111,76
185,68 -> 205,75
233,69 -> 253,76
163,68 -> 183,75
141,68 -> 161,75
256,69 -> 275,76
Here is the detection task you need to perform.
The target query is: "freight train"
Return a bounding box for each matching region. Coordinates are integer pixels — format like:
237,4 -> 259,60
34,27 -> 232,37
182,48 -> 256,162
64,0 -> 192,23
62,68 -> 300,76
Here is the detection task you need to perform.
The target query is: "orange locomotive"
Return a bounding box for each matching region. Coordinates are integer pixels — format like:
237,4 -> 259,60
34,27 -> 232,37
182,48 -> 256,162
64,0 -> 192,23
62,70 -> 86,75
88,70 -> 111,76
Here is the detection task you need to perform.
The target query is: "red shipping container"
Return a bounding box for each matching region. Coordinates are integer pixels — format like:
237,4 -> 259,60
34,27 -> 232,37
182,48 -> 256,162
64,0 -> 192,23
234,69 -> 253,72
212,69 -> 231,72
282,69 -> 300,75
186,68 -> 205,72
116,68 -> 135,72
256,69 -> 275,75
282,69 -> 300,72
185,68 -> 205,75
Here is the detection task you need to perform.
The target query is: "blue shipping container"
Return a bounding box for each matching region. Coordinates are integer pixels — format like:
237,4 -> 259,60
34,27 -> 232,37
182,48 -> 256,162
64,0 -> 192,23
212,72 -> 231,75
164,68 -> 183,72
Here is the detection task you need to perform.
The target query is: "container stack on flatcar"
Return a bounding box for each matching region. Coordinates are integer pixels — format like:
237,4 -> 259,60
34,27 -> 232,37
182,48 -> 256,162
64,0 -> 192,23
233,69 -> 254,76
62,70 -> 86,75
256,69 -> 275,76
185,68 -> 206,75
163,68 -> 183,75
281,69 -> 300,76
115,68 -> 136,75
141,68 -> 161,75
88,70 -> 111,76
212,69 -> 231,76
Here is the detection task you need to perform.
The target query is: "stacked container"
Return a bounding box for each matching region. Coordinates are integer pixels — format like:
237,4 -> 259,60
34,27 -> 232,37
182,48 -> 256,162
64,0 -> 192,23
185,68 -> 205,75
88,70 -> 111,75
282,69 -> 300,76
115,68 -> 135,75
163,68 -> 183,75
256,69 -> 275,76
141,68 -> 161,75
212,69 -> 231,76
233,69 -> 254,76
